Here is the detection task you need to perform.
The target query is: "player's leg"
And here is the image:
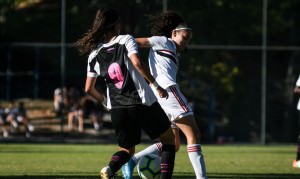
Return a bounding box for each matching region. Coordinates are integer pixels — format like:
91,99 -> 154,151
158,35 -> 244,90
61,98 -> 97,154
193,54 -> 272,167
293,134 -> 300,168
100,107 -> 140,178
130,126 -> 179,163
101,147 -> 133,179
172,126 -> 182,152
122,142 -> 162,179
123,103 -> 176,179
158,128 -> 176,179
175,115 -> 207,179
121,129 -> 179,179
143,103 -> 175,179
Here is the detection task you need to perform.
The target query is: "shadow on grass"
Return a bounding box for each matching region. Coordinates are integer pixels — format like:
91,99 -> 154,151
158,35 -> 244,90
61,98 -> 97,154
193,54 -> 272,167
207,173 -> 300,179
1,173 -> 300,179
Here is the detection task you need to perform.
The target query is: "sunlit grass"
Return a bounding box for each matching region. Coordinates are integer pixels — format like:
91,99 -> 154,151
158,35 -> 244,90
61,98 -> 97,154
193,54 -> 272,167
0,144 -> 299,178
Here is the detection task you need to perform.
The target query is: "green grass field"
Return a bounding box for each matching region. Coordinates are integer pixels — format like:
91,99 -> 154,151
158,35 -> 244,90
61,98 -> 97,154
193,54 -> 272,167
0,144 -> 300,178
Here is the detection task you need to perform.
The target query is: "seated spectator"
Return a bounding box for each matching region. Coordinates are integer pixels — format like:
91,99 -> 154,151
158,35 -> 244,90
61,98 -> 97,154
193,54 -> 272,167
53,86 -> 68,116
68,95 -> 104,132
67,87 -> 82,132
68,107 -> 82,132
78,95 -> 104,131
6,101 -> 34,138
0,105 -> 8,138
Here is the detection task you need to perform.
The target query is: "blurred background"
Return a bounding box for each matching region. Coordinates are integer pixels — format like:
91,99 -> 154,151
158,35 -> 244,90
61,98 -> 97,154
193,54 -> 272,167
0,0 -> 300,144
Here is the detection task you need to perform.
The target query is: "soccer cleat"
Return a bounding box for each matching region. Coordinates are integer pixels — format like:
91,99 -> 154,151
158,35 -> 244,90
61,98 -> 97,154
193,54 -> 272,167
293,160 -> 300,168
100,166 -> 115,179
121,158 -> 136,179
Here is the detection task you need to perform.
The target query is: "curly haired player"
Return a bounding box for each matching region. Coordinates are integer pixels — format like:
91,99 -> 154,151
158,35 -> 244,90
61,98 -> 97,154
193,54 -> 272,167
122,11 -> 207,179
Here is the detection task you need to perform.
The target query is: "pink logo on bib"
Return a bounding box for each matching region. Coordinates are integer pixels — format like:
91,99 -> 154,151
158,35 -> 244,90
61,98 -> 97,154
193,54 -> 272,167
108,62 -> 124,89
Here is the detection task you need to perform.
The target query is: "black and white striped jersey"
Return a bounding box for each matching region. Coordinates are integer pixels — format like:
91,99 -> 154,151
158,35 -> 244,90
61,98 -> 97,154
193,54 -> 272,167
87,35 -> 156,109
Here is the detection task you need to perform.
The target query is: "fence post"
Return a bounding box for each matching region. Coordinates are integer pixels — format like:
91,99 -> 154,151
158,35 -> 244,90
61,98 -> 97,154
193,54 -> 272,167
6,47 -> 12,100
261,0 -> 268,145
34,47 -> 40,99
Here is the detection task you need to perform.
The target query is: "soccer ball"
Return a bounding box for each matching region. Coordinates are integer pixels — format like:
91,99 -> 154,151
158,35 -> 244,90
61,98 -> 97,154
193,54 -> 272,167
137,154 -> 161,179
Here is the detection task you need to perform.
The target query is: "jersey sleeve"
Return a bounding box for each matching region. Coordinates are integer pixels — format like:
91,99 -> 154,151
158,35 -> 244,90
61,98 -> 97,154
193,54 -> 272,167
125,35 -> 138,57
297,75 -> 300,87
87,51 -> 100,78
148,36 -> 168,49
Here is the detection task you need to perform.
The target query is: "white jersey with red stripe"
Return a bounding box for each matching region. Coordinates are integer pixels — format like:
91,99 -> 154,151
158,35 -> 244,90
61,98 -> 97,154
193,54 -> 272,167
148,36 -> 178,89
148,36 -> 193,123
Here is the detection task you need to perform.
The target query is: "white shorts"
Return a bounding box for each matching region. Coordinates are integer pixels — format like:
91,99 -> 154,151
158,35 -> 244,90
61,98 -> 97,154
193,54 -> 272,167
154,85 -> 193,128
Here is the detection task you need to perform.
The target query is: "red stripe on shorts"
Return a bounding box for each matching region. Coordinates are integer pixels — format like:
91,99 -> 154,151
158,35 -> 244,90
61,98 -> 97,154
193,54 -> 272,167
169,86 -> 188,112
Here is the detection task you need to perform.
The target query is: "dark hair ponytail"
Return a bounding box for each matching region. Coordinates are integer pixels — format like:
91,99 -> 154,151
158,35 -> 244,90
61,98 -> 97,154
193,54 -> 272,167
75,8 -> 120,55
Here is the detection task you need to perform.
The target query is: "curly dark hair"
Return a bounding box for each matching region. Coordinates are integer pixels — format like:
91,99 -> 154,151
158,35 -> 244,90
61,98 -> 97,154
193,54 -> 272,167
74,8 -> 120,55
150,11 -> 185,38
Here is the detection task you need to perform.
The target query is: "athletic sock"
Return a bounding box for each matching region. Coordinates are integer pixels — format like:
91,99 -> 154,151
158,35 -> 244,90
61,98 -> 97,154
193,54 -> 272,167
132,142 -> 162,163
160,144 -> 175,179
297,135 -> 300,161
187,144 -> 207,179
108,151 -> 131,174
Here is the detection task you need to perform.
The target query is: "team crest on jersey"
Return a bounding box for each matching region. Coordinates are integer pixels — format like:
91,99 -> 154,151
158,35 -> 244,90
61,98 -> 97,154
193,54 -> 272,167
106,47 -> 115,53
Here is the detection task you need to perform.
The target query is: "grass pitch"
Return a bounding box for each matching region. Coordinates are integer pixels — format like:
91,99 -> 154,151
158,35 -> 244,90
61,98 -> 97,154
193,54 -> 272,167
0,144 -> 300,178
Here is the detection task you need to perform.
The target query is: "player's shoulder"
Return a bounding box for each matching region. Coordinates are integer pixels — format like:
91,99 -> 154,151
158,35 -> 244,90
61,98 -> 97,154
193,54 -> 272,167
88,48 -> 99,61
149,36 -> 174,50
117,34 -> 135,44
149,36 -> 172,46
149,36 -> 167,42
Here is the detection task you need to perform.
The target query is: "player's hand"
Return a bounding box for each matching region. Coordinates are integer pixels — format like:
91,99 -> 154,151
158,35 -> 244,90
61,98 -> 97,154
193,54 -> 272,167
150,81 -> 168,99
156,86 -> 168,99
294,86 -> 300,94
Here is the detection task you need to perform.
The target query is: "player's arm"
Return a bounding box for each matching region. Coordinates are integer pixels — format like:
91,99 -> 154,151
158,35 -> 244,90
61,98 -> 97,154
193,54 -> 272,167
85,76 -> 106,103
135,38 -> 151,48
294,86 -> 300,95
129,53 -> 168,99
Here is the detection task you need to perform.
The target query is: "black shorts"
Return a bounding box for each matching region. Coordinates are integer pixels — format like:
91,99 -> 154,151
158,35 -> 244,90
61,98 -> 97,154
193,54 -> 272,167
111,102 -> 171,149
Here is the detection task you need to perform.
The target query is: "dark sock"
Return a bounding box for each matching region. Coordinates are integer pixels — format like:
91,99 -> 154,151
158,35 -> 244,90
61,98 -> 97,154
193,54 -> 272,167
297,135 -> 300,161
160,144 -> 175,179
108,151 -> 131,174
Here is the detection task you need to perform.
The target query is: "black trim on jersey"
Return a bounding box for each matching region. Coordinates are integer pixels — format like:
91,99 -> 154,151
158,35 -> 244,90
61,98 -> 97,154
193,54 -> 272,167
89,58 -> 97,73
94,43 -> 142,108
155,50 -> 178,65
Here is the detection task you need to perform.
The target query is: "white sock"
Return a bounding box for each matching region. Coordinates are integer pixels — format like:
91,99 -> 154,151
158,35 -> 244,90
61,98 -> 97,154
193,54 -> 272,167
132,143 -> 162,163
187,144 -> 207,179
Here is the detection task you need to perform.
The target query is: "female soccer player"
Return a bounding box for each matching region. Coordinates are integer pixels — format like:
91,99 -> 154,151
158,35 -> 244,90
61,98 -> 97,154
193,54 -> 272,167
75,8 -> 176,179
122,11 -> 207,179
293,74 -> 300,168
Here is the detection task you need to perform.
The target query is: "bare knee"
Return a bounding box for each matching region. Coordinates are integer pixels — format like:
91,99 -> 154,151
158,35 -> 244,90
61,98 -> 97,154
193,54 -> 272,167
159,128 -> 175,145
